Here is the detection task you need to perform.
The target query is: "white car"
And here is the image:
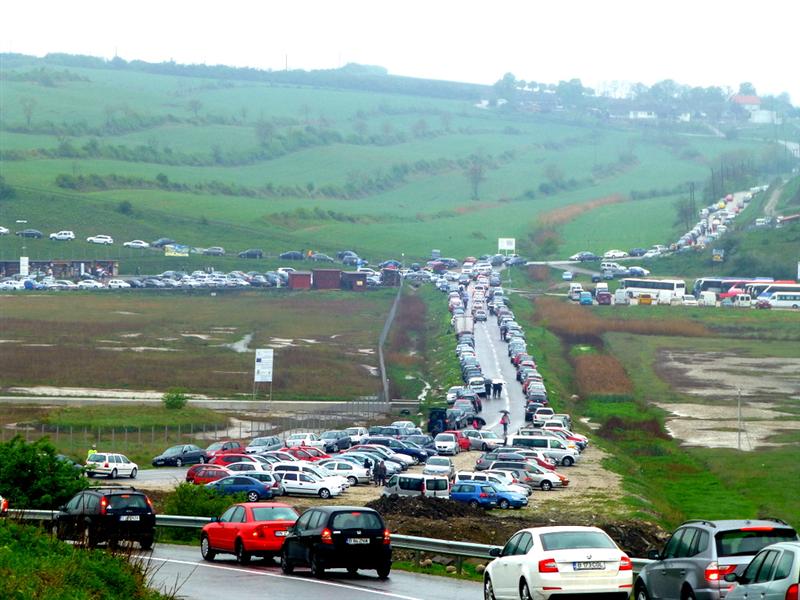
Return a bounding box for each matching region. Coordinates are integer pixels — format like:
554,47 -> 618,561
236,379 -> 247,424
85,452 -> 138,479
271,462 -> 346,496
318,459 -> 371,485
77,279 -> 105,289
87,234 -> 114,245
224,461 -> 271,473
434,433 -> 459,455
107,279 -> 131,289
343,426 -> 369,445
123,240 -> 150,249
642,249 -> 661,259
483,526 -> 633,600
284,432 -> 325,450
0,226 -> 9,235
423,456 -> 454,478
0,279 -> 25,290
602,249 -> 628,259
49,230 -> 75,241
681,295 -> 698,306
47,280 -> 78,290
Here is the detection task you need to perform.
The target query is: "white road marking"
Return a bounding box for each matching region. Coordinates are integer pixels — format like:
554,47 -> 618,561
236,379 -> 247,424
136,555 -> 424,600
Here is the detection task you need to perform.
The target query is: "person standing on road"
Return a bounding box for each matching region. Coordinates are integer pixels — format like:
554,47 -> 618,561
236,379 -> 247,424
495,381 -> 503,398
484,379 -> 492,398
363,457 -> 372,478
86,444 -> 97,462
377,461 -> 387,487
500,413 -> 510,438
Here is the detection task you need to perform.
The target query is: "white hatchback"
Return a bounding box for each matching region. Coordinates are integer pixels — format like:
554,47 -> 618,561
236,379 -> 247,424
85,452 -> 139,479
87,234 -> 114,244
484,526 -> 633,600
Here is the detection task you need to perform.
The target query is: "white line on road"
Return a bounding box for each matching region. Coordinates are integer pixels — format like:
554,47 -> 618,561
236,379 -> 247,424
137,555 -> 425,600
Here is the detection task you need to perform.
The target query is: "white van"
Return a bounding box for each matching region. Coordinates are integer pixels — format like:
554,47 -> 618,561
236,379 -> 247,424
382,474 -> 450,498
755,218 -> 767,227
595,282 -> 609,294
733,293 -> 752,308
614,288 -> 630,305
697,291 -> 716,307
568,283 -> 584,301
600,261 -> 622,272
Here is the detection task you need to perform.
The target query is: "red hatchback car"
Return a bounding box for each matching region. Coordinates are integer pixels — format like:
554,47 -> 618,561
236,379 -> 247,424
188,465 -> 231,485
201,502 -> 299,565
443,430 -> 471,451
279,446 -> 330,462
209,453 -> 257,467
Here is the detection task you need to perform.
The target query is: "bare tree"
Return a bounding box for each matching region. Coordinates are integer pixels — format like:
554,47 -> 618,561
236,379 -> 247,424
187,99 -> 203,118
464,156 -> 487,200
20,97 -> 36,128
254,120 -> 275,147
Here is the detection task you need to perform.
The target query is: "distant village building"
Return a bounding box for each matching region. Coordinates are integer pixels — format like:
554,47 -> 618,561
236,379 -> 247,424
628,110 -> 657,120
730,95 -> 781,124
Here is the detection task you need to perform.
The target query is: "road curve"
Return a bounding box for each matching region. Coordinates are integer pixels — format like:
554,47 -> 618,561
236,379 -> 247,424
143,544 -> 481,600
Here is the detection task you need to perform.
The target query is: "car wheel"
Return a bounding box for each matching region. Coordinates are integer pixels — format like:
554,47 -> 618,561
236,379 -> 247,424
681,587 -> 697,600
247,491 -> 259,502
140,537 -> 153,551
199,456 -> 205,464
110,468 -> 118,479
519,578 -> 533,600
175,458 -> 183,468
634,581 -> 651,600
468,499 -> 479,508
562,456 -> 574,467
81,524 -> 95,548
318,488 -> 331,499
347,566 -> 359,576
310,552 -> 325,578
540,480 -> 553,491
200,535 -> 215,561
484,575 -> 497,600
236,539 -> 251,565
481,443 -> 488,451
130,468 -> 137,479
280,548 -> 294,574
51,522 -> 62,540
347,476 -> 358,486
376,563 -> 391,580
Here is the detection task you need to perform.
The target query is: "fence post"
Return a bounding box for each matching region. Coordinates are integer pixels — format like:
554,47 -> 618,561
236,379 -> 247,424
455,555 -> 463,575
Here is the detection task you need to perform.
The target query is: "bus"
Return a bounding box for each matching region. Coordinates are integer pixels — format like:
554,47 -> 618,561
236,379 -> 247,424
755,282 -> 800,300
717,278 -> 775,300
692,277 -> 744,297
767,292 -> 800,309
620,278 -> 686,301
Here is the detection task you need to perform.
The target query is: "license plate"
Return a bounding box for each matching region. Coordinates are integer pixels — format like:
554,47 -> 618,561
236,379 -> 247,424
119,515 -> 140,522
574,561 -> 604,570
274,530 -> 288,537
346,538 -> 370,545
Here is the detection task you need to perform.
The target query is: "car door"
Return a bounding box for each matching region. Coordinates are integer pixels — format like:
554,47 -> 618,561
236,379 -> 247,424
61,493 -> 85,539
650,528 -> 686,599
742,550 -> 781,600
766,549 -> 796,600
212,506 -> 240,551
492,532 -> 524,596
734,550 -> 770,600
281,473 -> 300,495
289,511 -> 317,563
119,455 -> 133,476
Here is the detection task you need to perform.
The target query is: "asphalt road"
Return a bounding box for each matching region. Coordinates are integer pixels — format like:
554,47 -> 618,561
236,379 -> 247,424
144,544 -> 481,600
133,466 -> 188,489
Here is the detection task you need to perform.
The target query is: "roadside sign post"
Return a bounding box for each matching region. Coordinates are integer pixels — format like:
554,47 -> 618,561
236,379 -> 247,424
253,348 -> 274,403
498,238 -> 516,286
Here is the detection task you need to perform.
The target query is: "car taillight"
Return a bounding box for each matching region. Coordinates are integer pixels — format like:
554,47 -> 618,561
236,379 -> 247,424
479,492 -> 488,498
786,583 -> 798,600
145,496 -> 153,510
100,497 -> 108,515
421,482 -> 426,493
619,556 -> 632,571
383,529 -> 391,545
253,525 -> 265,538
705,562 -> 736,582
103,462 -> 109,468
539,558 -> 559,573
321,528 -> 333,544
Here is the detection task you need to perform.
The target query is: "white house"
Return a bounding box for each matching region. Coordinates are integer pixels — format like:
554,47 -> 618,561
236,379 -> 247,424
628,110 -> 657,120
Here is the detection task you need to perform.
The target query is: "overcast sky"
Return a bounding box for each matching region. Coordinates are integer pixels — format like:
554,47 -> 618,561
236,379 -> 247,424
3,0 -> 798,103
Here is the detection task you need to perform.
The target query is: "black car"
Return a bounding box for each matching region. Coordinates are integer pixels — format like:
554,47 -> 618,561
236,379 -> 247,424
238,249 -> 263,259
363,437 -> 427,463
280,251 -> 304,260
310,253 -> 334,262
281,506 -> 391,579
320,430 -> 352,452
143,278 -> 166,288
203,246 -> 225,256
403,434 -> 436,451
127,278 -> 146,288
578,252 -> 599,262
629,247 -> 647,257
53,486 -> 155,549
151,444 -> 207,467
506,256 -> 527,266
342,255 -> 362,266
150,238 -> 176,248
16,229 -> 43,238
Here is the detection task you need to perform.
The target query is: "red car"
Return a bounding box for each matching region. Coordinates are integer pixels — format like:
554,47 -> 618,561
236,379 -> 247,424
209,453 -> 257,467
278,446 -> 330,462
443,430 -> 471,451
200,502 -> 299,565
189,465 -> 231,485
205,440 -> 244,459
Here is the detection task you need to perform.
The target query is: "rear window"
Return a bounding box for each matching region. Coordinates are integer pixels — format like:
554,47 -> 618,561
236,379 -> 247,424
540,531 -> 616,551
251,507 -> 298,521
427,478 -> 448,491
332,511 -> 383,530
88,454 -> 106,462
716,528 -> 798,557
106,494 -> 149,510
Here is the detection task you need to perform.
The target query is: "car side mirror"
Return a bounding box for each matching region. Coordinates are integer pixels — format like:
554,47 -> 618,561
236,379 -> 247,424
489,547 -> 501,557
58,505 -> 66,512
723,573 -> 738,583
647,549 -> 661,560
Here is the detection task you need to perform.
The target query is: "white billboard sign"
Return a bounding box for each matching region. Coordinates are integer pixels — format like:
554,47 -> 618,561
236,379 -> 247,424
254,349 -> 274,383
498,238 -> 516,252
19,256 -> 29,277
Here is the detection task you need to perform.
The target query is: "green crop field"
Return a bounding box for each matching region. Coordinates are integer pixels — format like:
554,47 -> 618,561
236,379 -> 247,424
0,55 -> 780,268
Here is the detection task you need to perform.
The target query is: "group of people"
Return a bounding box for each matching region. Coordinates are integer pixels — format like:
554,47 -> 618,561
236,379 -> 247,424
483,379 -> 504,398
364,458 -> 388,486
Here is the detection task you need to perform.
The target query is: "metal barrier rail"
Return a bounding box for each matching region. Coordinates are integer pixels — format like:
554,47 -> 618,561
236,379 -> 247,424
9,509 -> 652,572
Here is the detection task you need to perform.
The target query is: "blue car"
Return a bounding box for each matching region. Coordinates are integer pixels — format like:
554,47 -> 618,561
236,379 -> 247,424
205,475 -> 273,502
449,481 -> 498,508
491,484 -> 529,509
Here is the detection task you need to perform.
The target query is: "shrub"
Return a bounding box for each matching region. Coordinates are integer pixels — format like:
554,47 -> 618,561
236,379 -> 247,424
573,354 -> 633,396
161,483 -> 245,541
0,436 -> 87,508
116,200 -> 133,215
162,387 -> 188,410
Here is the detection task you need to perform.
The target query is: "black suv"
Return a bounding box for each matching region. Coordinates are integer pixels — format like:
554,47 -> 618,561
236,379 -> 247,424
53,487 -> 156,549
238,248 -> 263,259
280,506 -> 391,579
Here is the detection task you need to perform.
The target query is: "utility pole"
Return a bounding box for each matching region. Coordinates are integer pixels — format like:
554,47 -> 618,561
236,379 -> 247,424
737,387 -> 742,451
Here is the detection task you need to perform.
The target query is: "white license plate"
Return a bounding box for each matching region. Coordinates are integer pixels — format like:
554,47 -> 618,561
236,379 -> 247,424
346,538 -> 370,545
274,530 -> 288,537
119,515 -> 140,522
574,561 -> 604,570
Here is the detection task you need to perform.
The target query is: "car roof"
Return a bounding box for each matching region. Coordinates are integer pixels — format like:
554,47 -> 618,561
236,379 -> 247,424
678,518 -> 794,531
303,506 -> 380,514
235,502 -> 292,508
515,525 -> 608,536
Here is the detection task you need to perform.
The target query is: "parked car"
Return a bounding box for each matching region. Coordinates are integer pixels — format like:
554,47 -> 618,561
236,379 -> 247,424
186,464 -> 230,485
205,440 -> 244,459
449,481 -> 498,508
150,238 -> 176,248
208,453 -> 258,467
434,433 -> 460,455
285,433 -> 325,450
310,253 -> 334,262
107,279 -> 131,289
77,279 -> 105,289
49,230 -> 75,241
422,456 -> 455,480
16,229 -> 43,238
603,249 -> 629,259
201,502 -> 299,564
124,240 -> 150,248
343,426 -> 369,445
463,430 -> 503,451
562,271 -> 574,281
87,234 -> 114,244
725,541 -> 800,600
202,246 -> 225,256
280,506 -> 391,578
317,459 -> 370,486
53,486 -> 155,549
635,519 -> 799,600
245,436 -> 283,454
205,475 -> 273,502
279,446 -> 330,462
274,471 -> 340,499
151,444 -> 207,467
484,526 -> 633,600
320,430 -> 352,453
238,248 -> 263,259
85,452 -> 138,479
279,251 -> 304,260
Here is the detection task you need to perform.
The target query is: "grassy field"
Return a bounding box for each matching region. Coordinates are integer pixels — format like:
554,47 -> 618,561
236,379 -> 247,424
0,56 -> 779,263
0,290 -> 392,399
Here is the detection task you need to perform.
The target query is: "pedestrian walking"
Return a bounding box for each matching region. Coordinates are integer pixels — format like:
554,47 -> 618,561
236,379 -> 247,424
491,382 -> 500,398
484,379 -> 492,397
377,461 -> 387,487
500,413 -> 510,437
496,381 -> 504,398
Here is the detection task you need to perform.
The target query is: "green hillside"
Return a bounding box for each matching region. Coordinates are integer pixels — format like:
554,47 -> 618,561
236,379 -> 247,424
0,55 -> 782,266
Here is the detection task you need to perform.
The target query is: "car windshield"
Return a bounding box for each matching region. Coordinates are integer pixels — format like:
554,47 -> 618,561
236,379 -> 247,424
162,446 -> 182,456
427,458 -> 449,466
106,494 -> 148,510
332,511 -> 383,530
206,442 -> 225,451
321,432 -> 338,439
250,439 -> 269,446
436,434 -> 455,442
715,528 -> 798,557
482,432 -> 500,440
288,434 -> 305,440
540,531 -> 616,551
251,507 -> 298,521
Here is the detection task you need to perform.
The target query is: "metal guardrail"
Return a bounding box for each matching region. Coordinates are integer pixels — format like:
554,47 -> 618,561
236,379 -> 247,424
10,509 -> 652,573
